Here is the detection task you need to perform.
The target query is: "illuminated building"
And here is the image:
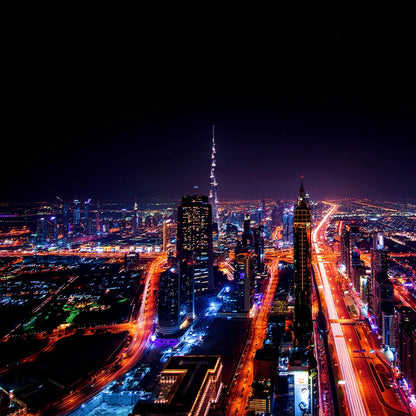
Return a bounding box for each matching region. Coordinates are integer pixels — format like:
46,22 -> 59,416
209,125 -> 220,232
253,225 -> 265,274
83,198 -> 91,234
234,252 -> 255,313
121,208 -> 127,230
242,214 -> 252,251
179,253 -> 195,320
369,232 -> 388,314
95,209 -> 100,234
47,216 -> 58,241
372,271 -> 394,334
340,224 -> 361,282
395,306 -> 416,392
288,366 -> 313,416
248,380 -> 274,414
271,203 -> 282,227
283,206 -> 294,244
162,218 -> 172,251
132,198 -> 139,235
35,216 -> 47,244
124,252 -> 140,271
351,263 -> 367,295
133,355 -> 223,416
73,199 -> 81,233
157,266 -> 180,336
293,178 -> 312,348
62,202 -> 69,236
177,195 -> 213,295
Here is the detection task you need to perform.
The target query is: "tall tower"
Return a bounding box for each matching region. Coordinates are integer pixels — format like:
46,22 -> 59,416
132,197 -> 139,235
293,177 -> 313,348
209,125 -> 220,231
177,195 -> 213,296
157,266 -> 180,336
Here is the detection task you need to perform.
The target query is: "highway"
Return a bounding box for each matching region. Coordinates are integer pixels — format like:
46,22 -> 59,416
224,254 -> 282,416
313,205 -> 368,416
313,205 -> 409,416
44,252 -> 167,415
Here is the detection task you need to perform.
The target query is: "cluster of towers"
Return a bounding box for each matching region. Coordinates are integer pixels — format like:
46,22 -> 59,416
341,224 -> 416,393
157,127 -> 218,337
35,197 -> 98,244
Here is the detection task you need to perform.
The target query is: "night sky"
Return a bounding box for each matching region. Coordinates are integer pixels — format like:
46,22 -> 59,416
2,3 -> 416,203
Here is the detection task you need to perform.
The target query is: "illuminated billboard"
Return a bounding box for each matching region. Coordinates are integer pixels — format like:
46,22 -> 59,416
289,369 -> 310,416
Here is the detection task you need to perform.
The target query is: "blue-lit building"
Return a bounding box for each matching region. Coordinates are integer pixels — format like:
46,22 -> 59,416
158,266 -> 180,336
234,252 -> 255,313
36,216 -> 47,244
283,206 -> 293,245
73,199 -> 81,234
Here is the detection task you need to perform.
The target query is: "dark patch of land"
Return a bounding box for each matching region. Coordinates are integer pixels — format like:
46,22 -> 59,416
191,317 -> 250,387
0,332 -> 128,412
0,336 -> 47,367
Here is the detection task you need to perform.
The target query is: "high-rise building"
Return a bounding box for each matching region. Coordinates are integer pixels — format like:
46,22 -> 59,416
157,266 -> 180,336
36,217 -> 47,244
47,216 -> 58,242
62,202 -> 69,237
253,225 -> 265,274
177,195 -> 213,295
242,214 -> 252,251
369,232 -> 388,314
95,209 -> 100,234
83,198 -> 91,235
132,198 -> 139,235
372,271 -> 394,333
209,125 -> 220,232
162,218 -> 172,251
283,206 -> 294,245
179,253 -> 195,320
234,252 -> 255,313
73,199 -> 81,234
293,178 -> 312,349
395,306 -> 416,392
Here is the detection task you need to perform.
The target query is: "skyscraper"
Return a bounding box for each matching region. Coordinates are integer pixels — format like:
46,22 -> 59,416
234,252 -> 255,313
369,232 -> 388,314
177,195 -> 213,296
36,217 -> 47,244
293,177 -> 313,348
179,253 -> 195,320
209,125 -> 220,232
83,198 -> 91,235
395,306 -> 416,392
73,199 -> 81,234
282,206 -> 294,245
132,197 -> 139,235
157,266 -> 180,336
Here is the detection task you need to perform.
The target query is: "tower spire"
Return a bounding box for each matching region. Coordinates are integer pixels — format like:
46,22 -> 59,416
209,125 -> 220,230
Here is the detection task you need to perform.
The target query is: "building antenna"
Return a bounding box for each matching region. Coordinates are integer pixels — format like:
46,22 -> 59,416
209,124 -> 220,229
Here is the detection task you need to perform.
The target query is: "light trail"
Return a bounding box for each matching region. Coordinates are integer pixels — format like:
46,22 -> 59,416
312,205 -> 367,416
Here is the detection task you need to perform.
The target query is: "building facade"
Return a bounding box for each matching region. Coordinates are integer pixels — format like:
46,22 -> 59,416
177,195 -> 214,295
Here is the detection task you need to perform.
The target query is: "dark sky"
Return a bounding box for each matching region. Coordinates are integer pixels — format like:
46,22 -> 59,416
2,3 -> 416,203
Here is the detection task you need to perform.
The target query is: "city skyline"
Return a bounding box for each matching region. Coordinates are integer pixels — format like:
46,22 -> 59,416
3,90 -> 416,204
2,5 -> 416,204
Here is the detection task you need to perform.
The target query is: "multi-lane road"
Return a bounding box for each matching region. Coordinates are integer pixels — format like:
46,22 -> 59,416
224,254 -> 283,416
313,204 -> 410,416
